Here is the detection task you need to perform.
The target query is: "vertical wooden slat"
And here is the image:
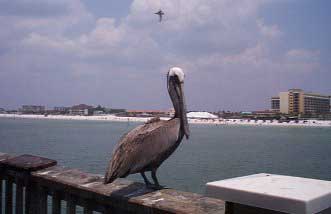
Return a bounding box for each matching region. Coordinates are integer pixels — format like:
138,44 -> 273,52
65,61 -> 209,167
0,177 -> 3,214
25,181 -> 39,214
66,194 -> 76,214
83,200 -> 93,214
38,186 -> 47,214
225,202 -> 234,214
102,206 -> 113,214
25,182 -> 31,214
15,179 -> 24,214
5,178 -> 13,214
83,208 -> 93,214
52,191 -> 61,214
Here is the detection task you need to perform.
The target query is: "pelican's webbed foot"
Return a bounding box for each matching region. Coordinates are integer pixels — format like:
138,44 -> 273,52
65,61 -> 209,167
147,184 -> 165,190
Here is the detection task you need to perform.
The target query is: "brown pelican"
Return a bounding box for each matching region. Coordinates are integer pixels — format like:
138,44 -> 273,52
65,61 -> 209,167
104,67 -> 190,188
155,9 -> 164,22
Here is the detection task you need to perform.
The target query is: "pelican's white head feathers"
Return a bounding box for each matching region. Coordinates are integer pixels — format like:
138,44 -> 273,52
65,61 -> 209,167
168,67 -> 185,82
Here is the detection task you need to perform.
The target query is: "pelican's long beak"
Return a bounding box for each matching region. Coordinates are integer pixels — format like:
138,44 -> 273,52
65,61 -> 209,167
179,82 -> 190,139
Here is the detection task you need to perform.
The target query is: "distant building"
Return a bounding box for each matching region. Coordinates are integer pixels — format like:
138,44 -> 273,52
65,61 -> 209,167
126,110 -> 171,117
271,97 -> 280,112
168,108 -> 175,117
54,107 -> 70,114
104,108 -> 126,114
271,89 -> 330,115
69,104 -> 94,115
54,107 -> 69,112
93,110 -> 105,115
21,105 -> 45,114
187,112 -> 218,119
0,108 -> 6,113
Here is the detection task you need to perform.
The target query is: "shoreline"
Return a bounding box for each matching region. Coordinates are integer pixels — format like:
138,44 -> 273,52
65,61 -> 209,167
0,113 -> 330,127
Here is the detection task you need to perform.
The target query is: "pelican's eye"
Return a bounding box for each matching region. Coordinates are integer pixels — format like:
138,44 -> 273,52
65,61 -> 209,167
168,67 -> 185,83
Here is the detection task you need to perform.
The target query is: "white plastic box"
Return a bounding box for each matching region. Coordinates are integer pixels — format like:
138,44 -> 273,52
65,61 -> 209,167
206,173 -> 331,214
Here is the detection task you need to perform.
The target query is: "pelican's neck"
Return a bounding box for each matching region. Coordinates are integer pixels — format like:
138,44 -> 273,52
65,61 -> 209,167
168,82 -> 181,119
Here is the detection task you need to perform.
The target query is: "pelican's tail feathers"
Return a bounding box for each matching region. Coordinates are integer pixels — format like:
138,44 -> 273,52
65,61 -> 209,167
104,172 -> 117,184
104,161 -> 120,184
104,157 -> 129,184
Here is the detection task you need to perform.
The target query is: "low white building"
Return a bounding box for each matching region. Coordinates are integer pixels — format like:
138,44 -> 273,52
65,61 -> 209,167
187,112 -> 218,119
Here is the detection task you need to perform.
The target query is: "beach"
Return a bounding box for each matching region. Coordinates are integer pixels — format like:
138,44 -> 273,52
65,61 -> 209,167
0,113 -> 330,127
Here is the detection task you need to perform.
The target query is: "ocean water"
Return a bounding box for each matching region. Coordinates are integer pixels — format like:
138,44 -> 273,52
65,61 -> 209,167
0,117 -> 331,194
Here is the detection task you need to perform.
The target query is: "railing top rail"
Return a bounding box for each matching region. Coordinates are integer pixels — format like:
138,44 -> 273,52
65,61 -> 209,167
2,154 -> 57,172
0,153 -> 12,163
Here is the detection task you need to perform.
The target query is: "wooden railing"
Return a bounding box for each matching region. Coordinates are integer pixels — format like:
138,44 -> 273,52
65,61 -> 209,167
0,152 -> 225,214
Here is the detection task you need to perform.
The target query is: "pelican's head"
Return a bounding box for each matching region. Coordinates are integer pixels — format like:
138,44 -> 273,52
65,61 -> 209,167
167,67 -> 190,139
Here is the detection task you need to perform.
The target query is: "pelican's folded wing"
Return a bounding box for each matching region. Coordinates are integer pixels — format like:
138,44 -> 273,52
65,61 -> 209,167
104,118 -> 180,183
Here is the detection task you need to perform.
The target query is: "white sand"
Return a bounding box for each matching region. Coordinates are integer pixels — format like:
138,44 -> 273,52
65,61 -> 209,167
0,114 -> 330,127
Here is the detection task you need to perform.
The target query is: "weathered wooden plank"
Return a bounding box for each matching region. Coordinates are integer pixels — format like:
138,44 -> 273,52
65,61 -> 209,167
32,166 -> 225,214
2,154 -> 57,172
66,194 -> 76,214
5,178 -> 13,214
0,153 -> 12,171
52,191 -> 61,214
15,179 -> 24,214
0,153 -> 12,163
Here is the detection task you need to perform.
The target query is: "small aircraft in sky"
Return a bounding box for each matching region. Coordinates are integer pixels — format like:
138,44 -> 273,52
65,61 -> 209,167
155,10 -> 164,22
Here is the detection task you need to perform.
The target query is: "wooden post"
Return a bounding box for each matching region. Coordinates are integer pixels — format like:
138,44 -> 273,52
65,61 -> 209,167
5,178 -> 13,214
0,152 -> 12,214
1,154 -> 57,214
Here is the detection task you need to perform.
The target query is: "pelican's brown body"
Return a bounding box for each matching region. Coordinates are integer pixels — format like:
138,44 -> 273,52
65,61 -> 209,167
105,118 -> 182,184
104,67 -> 189,187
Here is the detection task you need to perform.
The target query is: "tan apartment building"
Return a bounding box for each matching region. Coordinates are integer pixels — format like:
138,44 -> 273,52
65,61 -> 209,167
271,89 -> 330,114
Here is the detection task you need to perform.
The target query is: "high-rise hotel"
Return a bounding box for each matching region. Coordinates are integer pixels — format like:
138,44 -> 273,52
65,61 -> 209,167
271,89 -> 330,114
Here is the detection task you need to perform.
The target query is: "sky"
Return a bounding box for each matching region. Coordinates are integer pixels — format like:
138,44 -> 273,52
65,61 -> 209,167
0,0 -> 330,111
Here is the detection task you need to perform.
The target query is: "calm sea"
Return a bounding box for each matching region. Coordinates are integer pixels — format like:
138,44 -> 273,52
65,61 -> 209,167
0,117 -> 330,194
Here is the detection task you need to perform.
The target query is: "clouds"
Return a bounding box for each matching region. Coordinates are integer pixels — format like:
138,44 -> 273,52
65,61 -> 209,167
0,0 -> 328,110
0,0 -> 70,18
286,49 -> 320,62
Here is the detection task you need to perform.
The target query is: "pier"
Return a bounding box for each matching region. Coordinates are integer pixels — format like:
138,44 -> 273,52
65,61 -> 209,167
0,152 -> 225,214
